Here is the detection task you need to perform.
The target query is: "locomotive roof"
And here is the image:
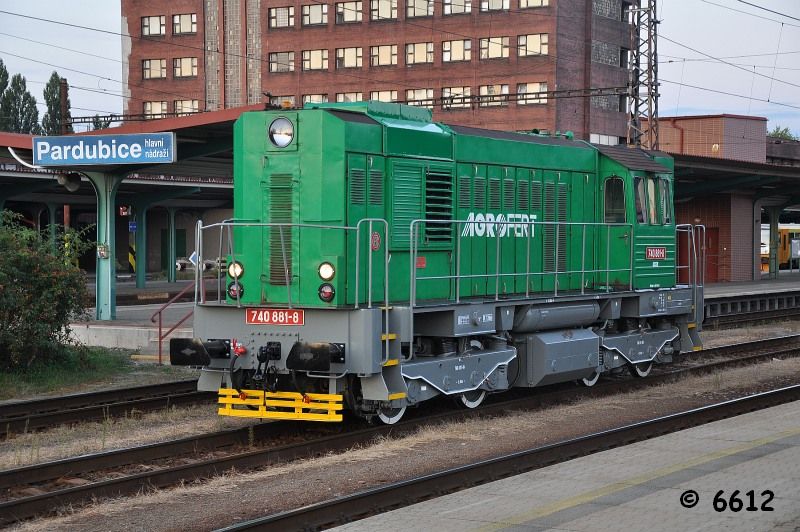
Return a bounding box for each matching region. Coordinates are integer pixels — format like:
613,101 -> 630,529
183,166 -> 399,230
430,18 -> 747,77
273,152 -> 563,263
446,124 -> 580,148
594,144 -> 670,173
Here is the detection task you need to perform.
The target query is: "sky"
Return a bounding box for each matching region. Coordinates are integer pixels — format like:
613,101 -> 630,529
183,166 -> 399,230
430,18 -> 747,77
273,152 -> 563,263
0,0 -> 798,135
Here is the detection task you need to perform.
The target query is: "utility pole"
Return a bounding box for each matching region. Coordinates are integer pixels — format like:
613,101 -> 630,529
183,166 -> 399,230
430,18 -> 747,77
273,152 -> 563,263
627,0 -> 659,150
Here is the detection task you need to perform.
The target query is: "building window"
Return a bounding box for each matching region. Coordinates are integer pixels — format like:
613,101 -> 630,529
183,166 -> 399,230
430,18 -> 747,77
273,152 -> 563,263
406,88 -> 434,107
142,59 -> 166,79
517,82 -> 547,104
143,101 -> 168,118
519,0 -> 548,7
406,42 -> 434,65
303,94 -> 329,104
173,13 -> 197,34
442,40 -> 471,62
175,99 -> 199,116
442,86 -> 471,108
479,37 -> 509,59
173,57 -> 198,78
270,95 -> 296,107
371,0 -> 397,20
142,16 -> 166,36
269,52 -> 295,72
444,0 -> 471,14
336,1 -> 362,23
269,6 -> 295,28
480,0 -> 508,10
407,0 -> 433,17
336,47 -> 363,68
370,90 -> 398,102
590,133 -> 621,146
478,84 -> 508,106
518,33 -> 548,56
302,4 -> 328,25
302,49 -> 329,70
370,44 -> 397,66
337,92 -> 363,102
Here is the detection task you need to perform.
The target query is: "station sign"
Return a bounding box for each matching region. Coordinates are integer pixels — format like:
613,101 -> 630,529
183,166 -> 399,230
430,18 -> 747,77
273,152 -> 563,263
32,133 -> 176,166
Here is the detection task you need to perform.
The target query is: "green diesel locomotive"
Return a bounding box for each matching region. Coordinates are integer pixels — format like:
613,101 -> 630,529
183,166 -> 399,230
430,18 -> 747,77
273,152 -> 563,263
171,101 -> 704,424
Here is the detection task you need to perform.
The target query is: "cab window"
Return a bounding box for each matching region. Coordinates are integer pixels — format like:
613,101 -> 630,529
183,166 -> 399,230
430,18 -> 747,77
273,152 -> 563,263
646,178 -> 658,224
634,177 -> 646,223
604,177 -> 626,223
659,178 -> 672,224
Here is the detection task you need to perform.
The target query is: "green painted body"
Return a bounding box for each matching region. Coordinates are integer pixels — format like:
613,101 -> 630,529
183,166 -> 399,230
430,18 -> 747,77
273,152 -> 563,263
226,101 -> 676,308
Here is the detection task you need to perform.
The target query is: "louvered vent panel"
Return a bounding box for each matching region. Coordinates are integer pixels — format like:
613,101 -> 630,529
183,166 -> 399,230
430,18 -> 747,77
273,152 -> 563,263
391,164 -> 422,247
350,167 -> 366,205
531,181 -> 543,211
425,169 -> 454,244
543,182 -> 556,272
503,179 -> 515,209
369,169 -> 383,205
474,178 -> 486,209
458,178 -> 471,209
557,183 -> 567,272
489,179 -> 501,210
518,181 -> 529,211
269,174 -> 293,285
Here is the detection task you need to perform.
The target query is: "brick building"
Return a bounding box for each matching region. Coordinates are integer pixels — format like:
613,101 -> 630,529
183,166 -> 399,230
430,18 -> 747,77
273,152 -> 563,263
121,0 -> 633,140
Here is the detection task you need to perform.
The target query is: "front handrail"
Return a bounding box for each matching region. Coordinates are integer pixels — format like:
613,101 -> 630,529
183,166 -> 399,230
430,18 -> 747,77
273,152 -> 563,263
150,280 -> 196,365
196,219 -> 390,312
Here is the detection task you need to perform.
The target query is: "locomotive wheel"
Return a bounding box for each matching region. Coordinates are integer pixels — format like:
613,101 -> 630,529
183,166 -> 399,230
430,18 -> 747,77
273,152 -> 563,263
629,361 -> 653,378
377,405 -> 406,425
581,371 -> 600,387
457,389 -> 487,409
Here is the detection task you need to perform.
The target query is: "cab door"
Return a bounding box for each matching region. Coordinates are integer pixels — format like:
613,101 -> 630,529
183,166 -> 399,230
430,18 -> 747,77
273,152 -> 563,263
598,176 -> 631,290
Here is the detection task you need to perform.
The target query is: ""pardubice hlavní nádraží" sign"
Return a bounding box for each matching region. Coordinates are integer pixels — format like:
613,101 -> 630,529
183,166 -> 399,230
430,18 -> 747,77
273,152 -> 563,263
32,133 -> 176,166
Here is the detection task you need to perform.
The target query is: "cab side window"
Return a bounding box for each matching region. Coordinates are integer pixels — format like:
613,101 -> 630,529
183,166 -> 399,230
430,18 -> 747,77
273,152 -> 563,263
604,177 -> 626,223
659,178 -> 672,224
634,177 -> 646,223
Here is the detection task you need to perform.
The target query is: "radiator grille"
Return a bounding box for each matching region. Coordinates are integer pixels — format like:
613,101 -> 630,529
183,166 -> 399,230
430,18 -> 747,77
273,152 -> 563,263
369,169 -> 383,205
489,178 -> 501,210
350,167 -> 366,205
425,168 -> 453,244
269,174 -> 293,285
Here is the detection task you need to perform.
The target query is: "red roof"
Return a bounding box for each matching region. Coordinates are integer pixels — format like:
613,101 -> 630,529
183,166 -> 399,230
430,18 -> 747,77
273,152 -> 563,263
0,131 -> 33,150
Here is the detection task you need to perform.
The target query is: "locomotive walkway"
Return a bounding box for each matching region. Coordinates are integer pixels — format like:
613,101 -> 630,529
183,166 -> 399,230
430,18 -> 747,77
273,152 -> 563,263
72,273 -> 800,360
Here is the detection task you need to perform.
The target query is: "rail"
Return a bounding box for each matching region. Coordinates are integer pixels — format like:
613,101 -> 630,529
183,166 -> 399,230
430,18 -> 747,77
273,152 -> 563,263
150,280 -> 196,365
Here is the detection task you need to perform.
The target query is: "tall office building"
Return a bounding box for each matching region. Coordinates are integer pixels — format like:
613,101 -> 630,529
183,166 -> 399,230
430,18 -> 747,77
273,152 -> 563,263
122,0 -> 633,141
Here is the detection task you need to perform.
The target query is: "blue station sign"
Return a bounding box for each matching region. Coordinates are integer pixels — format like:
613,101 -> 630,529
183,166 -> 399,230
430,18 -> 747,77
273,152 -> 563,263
32,133 -> 176,166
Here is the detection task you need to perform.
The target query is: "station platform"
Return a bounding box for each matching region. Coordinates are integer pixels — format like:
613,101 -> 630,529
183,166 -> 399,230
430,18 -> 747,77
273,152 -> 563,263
332,400 -> 800,532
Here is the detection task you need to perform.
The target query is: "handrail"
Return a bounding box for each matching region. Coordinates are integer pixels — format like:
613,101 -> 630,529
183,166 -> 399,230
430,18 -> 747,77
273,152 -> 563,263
150,280 -> 196,365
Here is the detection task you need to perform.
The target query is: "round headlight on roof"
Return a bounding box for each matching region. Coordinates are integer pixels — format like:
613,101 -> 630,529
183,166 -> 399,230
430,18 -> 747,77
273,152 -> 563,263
268,117 -> 294,148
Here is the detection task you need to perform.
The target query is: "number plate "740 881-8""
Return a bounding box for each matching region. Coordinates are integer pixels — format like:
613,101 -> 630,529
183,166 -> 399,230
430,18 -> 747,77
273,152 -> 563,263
246,308 -> 305,325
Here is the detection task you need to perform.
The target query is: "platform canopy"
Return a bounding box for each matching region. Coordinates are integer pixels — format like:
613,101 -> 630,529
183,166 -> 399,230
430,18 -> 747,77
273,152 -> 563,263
0,104 -> 262,320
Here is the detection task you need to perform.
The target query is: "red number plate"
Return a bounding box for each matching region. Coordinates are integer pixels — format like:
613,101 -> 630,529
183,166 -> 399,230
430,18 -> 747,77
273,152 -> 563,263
246,308 -> 305,325
645,247 -> 667,260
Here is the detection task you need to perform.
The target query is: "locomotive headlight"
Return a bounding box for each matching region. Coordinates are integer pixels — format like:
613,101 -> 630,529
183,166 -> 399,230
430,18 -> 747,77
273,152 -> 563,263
228,260 -> 244,279
268,117 -> 294,148
318,283 -> 335,302
318,262 -> 335,281
227,281 -> 244,299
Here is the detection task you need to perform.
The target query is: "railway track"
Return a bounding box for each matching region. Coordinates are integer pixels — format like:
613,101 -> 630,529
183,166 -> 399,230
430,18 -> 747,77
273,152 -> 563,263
225,383 -> 800,531
0,380 -> 213,435
2,335 -> 799,525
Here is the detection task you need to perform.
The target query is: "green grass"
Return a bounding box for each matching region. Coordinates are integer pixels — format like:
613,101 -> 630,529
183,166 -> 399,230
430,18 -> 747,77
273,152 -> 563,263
0,346 -> 132,400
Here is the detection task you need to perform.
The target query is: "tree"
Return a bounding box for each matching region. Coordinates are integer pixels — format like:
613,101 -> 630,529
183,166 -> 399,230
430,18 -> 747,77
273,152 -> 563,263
91,114 -> 112,130
41,71 -> 73,135
0,211 -> 91,370
768,125 -> 798,141
0,59 -> 9,132
0,74 -> 41,134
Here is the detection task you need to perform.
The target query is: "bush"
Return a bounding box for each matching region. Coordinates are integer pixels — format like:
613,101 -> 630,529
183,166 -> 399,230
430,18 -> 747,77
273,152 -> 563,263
0,211 -> 92,370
